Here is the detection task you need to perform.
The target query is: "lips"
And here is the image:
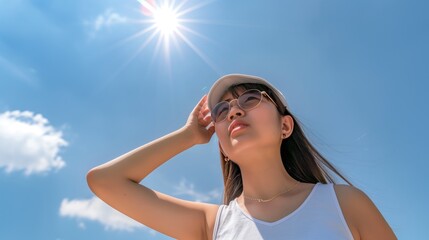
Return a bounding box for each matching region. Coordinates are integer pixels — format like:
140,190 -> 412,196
228,120 -> 249,135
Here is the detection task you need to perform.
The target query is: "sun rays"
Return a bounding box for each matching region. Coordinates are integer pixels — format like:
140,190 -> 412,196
123,0 -> 218,73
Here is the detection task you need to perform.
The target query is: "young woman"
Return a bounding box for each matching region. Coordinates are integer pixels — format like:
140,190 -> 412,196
87,74 -> 397,239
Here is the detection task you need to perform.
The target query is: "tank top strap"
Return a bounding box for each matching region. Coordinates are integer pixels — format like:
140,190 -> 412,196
212,204 -> 225,239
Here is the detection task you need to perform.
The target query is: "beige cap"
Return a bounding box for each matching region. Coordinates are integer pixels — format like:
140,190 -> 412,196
207,73 -> 288,111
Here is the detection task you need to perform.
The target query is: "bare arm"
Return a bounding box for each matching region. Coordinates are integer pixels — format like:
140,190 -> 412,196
87,95 -> 218,240
335,185 -> 397,240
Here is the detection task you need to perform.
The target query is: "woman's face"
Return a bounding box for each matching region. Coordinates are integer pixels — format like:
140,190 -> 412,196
214,87 -> 285,161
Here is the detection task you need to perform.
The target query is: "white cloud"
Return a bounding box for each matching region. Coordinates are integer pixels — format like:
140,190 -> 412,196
0,110 -> 67,175
86,9 -> 128,32
59,179 -> 221,232
174,179 -> 222,203
60,180 -> 221,232
59,197 -> 144,232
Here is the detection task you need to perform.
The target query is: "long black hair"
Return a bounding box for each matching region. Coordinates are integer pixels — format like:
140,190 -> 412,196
219,83 -> 352,204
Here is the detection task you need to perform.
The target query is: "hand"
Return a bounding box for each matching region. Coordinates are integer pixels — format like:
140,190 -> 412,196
183,95 -> 215,145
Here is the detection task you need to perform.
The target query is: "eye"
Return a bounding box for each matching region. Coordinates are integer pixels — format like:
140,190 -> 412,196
240,93 -> 260,106
217,105 -> 228,116
243,95 -> 259,102
212,102 -> 229,121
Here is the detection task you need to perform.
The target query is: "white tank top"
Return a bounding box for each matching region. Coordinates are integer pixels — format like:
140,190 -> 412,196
213,183 -> 354,240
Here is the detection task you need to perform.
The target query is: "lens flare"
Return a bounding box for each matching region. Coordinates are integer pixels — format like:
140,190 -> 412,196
139,0 -> 156,16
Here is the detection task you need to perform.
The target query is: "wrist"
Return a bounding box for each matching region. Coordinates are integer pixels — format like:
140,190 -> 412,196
178,125 -> 199,146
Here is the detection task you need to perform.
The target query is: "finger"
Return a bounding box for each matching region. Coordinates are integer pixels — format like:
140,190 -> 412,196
199,109 -> 212,122
199,100 -> 210,119
198,117 -> 212,127
200,106 -> 211,117
203,113 -> 212,123
191,95 -> 208,117
198,102 -> 211,121
206,121 -> 214,129
198,111 -> 210,124
206,123 -> 216,136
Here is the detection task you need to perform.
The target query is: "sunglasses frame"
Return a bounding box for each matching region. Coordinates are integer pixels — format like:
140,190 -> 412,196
212,89 -> 278,123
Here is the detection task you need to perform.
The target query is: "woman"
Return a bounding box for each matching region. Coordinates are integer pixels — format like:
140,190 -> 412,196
87,74 -> 397,239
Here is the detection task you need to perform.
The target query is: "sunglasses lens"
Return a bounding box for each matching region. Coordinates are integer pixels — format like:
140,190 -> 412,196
212,102 -> 229,122
238,90 -> 262,110
211,89 -> 263,122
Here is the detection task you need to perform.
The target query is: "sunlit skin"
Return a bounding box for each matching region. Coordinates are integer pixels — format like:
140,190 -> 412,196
214,88 -> 300,203
215,88 -> 289,162
88,92 -> 397,239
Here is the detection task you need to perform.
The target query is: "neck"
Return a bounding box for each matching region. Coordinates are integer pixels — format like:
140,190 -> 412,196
233,150 -> 297,201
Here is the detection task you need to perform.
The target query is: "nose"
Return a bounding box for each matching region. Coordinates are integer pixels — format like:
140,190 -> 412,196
227,99 -> 245,121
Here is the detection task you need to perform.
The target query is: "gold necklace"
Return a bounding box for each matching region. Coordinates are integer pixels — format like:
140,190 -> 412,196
243,181 -> 300,203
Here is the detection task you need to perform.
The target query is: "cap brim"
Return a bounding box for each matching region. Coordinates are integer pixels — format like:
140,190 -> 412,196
207,74 -> 288,111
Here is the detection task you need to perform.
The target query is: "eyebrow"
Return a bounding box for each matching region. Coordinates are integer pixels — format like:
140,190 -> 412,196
220,89 -> 243,102
219,94 -> 234,102
221,98 -> 233,102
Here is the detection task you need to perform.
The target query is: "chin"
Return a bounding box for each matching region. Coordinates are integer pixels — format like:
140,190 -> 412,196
229,136 -> 278,156
228,138 -> 261,157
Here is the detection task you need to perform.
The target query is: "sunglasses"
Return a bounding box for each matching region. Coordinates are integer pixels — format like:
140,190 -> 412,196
211,89 -> 278,123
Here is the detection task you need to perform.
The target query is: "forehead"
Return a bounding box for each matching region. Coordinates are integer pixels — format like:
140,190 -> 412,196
219,87 -> 247,102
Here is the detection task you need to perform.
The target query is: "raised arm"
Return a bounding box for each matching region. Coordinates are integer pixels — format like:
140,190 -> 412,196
86,95 -> 218,240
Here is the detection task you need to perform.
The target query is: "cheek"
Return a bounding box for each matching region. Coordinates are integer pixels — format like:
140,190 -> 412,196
214,110 -> 282,155
214,123 -> 229,141
255,115 -> 282,138
215,126 -> 232,155
250,107 -> 285,145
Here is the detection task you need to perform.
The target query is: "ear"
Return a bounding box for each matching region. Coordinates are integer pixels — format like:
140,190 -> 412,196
281,115 -> 294,139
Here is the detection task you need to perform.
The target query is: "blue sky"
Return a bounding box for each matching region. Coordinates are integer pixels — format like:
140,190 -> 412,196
0,0 -> 428,239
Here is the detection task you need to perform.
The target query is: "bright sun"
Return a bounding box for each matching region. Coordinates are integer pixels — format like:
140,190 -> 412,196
153,6 -> 179,36
136,0 -> 184,47
123,0 -> 215,72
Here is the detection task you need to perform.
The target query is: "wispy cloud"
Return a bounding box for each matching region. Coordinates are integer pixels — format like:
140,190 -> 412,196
59,197 -> 147,232
61,179 -> 221,232
173,179 -> 222,203
85,9 -> 129,35
0,55 -> 37,85
0,110 -> 67,175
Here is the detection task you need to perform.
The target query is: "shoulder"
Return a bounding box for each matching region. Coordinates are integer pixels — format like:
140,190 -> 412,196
333,184 -> 380,219
334,184 -> 368,205
333,184 -> 374,230
333,184 -> 372,225
333,184 -> 397,240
